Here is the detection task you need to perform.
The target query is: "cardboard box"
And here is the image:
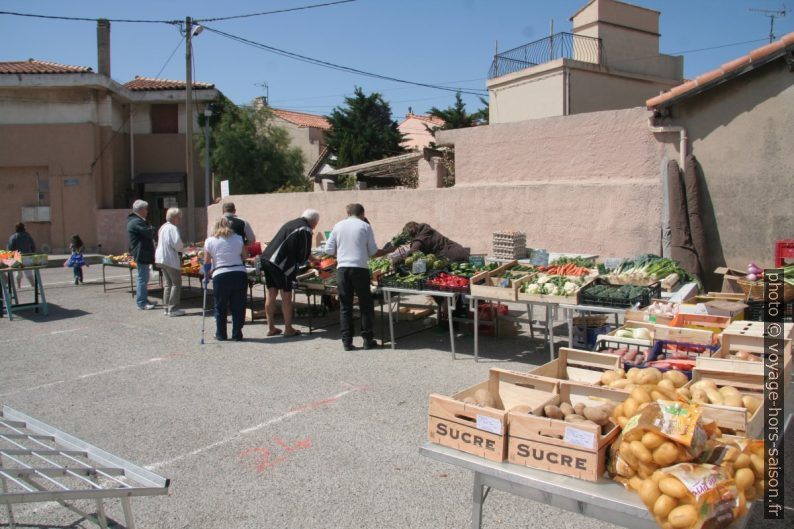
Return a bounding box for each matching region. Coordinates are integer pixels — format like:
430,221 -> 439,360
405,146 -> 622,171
703,300 -> 748,320
528,348 -> 620,386
684,369 -> 765,437
428,369 -> 557,462
507,382 -> 627,481
714,267 -> 747,294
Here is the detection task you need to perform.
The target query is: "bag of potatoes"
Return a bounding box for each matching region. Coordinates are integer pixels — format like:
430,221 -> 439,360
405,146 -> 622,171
696,437 -> 765,502
609,401 -> 707,481
638,463 -> 746,529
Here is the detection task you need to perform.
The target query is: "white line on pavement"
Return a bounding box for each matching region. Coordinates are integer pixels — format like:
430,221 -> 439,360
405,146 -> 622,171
0,327 -> 89,344
145,386 -> 363,471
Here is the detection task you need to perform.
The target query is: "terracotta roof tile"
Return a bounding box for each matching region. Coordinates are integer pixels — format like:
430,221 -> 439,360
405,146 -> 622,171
403,112 -> 445,126
271,108 -> 331,130
123,76 -> 214,91
647,31 -> 794,108
0,59 -> 92,74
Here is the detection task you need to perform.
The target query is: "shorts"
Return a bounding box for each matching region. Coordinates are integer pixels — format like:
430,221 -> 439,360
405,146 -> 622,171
261,261 -> 295,292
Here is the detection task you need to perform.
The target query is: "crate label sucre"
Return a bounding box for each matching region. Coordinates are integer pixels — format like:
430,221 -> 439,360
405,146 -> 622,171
563,426 -> 596,449
433,422 -> 497,451
514,441 -> 588,471
476,414 -> 502,435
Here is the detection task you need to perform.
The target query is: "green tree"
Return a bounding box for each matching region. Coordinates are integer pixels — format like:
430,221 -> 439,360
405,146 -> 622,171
197,97 -> 305,194
324,87 -> 406,168
425,92 -> 488,135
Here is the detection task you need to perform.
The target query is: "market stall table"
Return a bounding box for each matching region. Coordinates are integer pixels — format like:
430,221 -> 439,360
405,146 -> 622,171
420,442 -> 754,529
101,261 -> 162,297
558,303 -> 626,349
0,266 -> 47,320
470,296 -> 555,362
381,286 -> 459,357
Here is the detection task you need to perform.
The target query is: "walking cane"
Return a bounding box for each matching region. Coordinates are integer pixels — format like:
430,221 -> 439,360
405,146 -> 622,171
200,263 -> 211,345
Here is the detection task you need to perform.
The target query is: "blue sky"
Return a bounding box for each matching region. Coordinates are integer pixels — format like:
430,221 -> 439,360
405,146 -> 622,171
2,0 -> 792,119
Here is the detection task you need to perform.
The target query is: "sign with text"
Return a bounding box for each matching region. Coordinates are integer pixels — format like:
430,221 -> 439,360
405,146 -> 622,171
220,180 -> 230,198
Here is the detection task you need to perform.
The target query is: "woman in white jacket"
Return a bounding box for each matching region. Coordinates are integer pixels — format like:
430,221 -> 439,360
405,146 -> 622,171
155,208 -> 185,316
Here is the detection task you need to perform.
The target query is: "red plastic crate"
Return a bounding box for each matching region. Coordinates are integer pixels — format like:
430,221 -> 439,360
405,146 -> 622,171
775,239 -> 794,267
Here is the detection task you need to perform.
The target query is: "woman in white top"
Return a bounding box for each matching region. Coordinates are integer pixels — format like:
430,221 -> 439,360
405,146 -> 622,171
203,217 -> 248,341
155,208 -> 185,316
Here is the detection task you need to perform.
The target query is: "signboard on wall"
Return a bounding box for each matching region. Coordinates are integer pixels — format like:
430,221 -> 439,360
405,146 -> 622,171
220,180 -> 230,198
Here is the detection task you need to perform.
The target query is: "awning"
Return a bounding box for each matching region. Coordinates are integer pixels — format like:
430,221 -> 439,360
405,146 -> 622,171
133,172 -> 185,184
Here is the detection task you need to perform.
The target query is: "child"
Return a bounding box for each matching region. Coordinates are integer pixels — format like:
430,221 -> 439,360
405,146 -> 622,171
67,234 -> 87,285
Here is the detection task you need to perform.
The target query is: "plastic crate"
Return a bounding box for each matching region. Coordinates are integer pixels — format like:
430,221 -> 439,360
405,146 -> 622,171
421,272 -> 470,294
579,278 -> 661,308
775,239 -> 794,267
745,300 -> 794,322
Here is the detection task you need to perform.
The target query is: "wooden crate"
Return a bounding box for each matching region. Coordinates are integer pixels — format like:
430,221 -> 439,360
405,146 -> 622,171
469,260 -> 527,301
507,382 -> 627,481
528,348 -> 620,386
671,313 -> 731,334
684,369 -> 765,437
624,300 -> 676,326
428,369 -> 557,462
606,321 -> 655,344
654,324 -> 717,345
698,328 -> 792,384
723,320 -> 794,341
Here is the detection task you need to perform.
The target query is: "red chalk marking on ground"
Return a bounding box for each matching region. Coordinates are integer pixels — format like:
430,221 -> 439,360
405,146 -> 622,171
239,437 -> 312,473
289,397 -> 339,413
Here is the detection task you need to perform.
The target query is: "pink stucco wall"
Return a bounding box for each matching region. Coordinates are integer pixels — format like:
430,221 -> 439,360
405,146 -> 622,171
206,107 -> 663,259
96,208 -> 207,254
437,107 -> 662,187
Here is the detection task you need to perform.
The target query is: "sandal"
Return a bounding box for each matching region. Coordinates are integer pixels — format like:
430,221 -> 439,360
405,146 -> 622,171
267,328 -> 283,337
284,329 -> 302,337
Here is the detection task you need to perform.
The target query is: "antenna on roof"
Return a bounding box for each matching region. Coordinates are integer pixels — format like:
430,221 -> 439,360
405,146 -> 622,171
254,81 -> 269,105
750,4 -> 788,43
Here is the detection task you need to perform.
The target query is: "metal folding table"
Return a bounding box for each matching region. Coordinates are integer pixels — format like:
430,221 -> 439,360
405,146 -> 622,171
420,442 -> 753,529
470,297 -> 557,362
0,266 -> 48,320
0,406 -> 169,529
558,303 -> 626,348
102,262 -> 162,297
382,287 -> 459,357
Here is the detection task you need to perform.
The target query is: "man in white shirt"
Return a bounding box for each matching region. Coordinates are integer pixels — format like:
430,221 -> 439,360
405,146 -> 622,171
324,203 -> 378,351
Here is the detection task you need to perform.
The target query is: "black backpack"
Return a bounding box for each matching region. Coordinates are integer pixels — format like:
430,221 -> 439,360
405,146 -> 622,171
227,216 -> 249,244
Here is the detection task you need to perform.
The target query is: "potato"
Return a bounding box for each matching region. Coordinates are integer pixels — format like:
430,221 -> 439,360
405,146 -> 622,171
638,367 -> 662,385
623,397 -> 638,418
617,416 -> 629,428
640,479 -> 662,506
631,387 -> 652,405
630,440 -> 654,464
676,387 -> 691,400
652,442 -> 679,466
723,394 -> 743,408
560,402 -> 575,417
637,461 -> 658,479
627,367 -> 642,382
628,476 -> 644,492
750,454 -> 764,476
663,370 -> 689,388
543,405 -> 563,419
668,504 -> 697,528
600,370 -> 624,386
620,441 -> 640,467
613,403 -> 624,419
641,431 -> 666,450
742,396 -> 761,414
690,387 -> 707,402
659,477 -> 689,499
657,379 -> 676,392
735,468 -> 755,490
564,414 -> 587,423
653,494 -> 677,518
574,402 -> 586,416
704,389 -> 724,405
718,385 -> 740,396
609,379 -> 633,389
474,388 -> 495,407
583,406 -> 611,426
733,453 -> 751,469
691,380 -> 717,392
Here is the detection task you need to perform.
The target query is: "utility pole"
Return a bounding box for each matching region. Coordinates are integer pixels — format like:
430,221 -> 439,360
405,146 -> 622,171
185,16 -> 195,241
204,108 -> 212,206
750,6 -> 788,43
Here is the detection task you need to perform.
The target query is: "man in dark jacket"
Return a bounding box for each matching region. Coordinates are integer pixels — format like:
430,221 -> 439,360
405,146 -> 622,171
222,202 -> 256,245
127,200 -> 157,310
260,209 -> 319,337
7,222 -> 36,288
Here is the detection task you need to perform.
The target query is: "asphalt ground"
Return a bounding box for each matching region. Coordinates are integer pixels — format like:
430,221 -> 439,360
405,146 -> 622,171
0,266 -> 791,528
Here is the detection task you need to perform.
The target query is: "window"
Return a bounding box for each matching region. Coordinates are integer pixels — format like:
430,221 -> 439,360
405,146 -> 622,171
150,104 -> 178,133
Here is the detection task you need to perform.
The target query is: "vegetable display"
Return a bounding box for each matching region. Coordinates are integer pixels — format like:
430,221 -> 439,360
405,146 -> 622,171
536,263 -> 593,276
424,273 -> 469,290
607,254 -> 697,286
368,257 -> 391,275
449,261 -> 497,278
520,274 -> 588,296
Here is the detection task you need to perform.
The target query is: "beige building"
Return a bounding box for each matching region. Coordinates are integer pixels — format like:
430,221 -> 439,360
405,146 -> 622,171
254,101 -> 331,179
398,111 -> 444,150
0,22 -> 218,253
488,0 -> 683,123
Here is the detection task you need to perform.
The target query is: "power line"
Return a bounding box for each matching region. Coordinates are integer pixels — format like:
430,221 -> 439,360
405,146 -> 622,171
196,0 -> 357,22
203,25 -> 488,96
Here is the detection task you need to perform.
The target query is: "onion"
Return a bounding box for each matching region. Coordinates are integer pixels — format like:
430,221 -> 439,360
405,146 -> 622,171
747,263 -> 762,275
746,273 -> 757,281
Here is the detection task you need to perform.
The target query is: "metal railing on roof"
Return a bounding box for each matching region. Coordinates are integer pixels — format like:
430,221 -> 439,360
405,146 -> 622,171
488,32 -> 602,79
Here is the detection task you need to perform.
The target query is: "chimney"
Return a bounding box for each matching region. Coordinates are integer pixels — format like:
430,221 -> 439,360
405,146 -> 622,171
97,19 -> 111,77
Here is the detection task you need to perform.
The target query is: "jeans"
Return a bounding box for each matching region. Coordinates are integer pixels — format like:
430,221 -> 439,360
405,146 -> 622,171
337,267 -> 374,345
161,266 -> 182,311
73,266 -> 83,282
136,264 -> 151,308
213,271 -> 247,340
